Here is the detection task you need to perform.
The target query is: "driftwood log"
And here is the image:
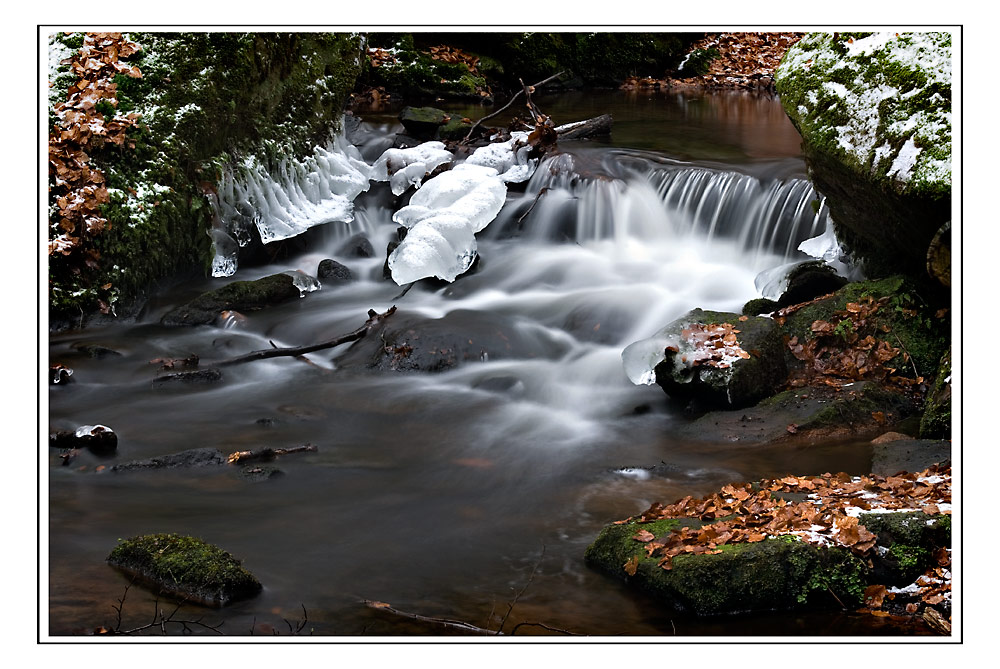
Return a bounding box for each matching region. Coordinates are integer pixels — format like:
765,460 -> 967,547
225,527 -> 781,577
555,114 -> 613,140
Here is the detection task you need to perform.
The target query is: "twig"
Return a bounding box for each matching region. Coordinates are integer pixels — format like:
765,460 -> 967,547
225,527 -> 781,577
827,586 -> 847,610
516,187 -> 550,229
213,306 -> 397,367
496,544 -> 546,635
227,444 -> 317,464
519,78 -> 548,125
508,621 -> 580,636
463,71 -> 565,142
891,332 -> 921,379
105,587 -> 224,635
362,599 -> 496,635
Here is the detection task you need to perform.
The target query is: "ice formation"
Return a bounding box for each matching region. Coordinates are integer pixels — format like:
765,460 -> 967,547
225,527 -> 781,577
388,163 -> 508,284
369,141 -> 454,195
621,328 -> 680,385
464,131 -> 538,183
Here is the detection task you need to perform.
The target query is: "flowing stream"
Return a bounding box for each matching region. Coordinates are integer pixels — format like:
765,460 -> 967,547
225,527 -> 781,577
47,90 -> 931,637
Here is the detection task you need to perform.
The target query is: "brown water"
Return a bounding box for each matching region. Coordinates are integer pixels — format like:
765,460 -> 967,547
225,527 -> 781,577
47,90 -> 929,638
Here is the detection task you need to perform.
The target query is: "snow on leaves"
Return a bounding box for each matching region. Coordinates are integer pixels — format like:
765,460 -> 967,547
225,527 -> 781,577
48,32 -> 142,275
678,322 -> 750,370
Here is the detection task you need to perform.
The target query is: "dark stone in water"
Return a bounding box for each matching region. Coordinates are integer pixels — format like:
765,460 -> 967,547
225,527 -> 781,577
111,447 -> 226,472
336,309 -> 573,373
870,438 -> 951,477
317,259 -> 355,283
160,273 -> 301,326
472,375 -> 525,396
240,465 -> 284,483
336,234 -> 376,258
152,368 -> 224,385
50,425 -> 117,455
776,261 -> 848,309
72,343 -> 123,358
398,106 -> 450,140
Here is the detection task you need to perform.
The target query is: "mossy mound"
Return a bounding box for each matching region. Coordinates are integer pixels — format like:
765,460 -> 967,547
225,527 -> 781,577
107,533 -> 262,607
48,32 -> 364,325
585,519 -> 868,615
585,509 -> 950,617
775,33 -> 951,279
160,272 -> 301,326
919,349 -> 951,439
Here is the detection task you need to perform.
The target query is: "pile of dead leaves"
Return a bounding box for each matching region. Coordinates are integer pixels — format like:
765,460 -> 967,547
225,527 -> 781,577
675,321 -> 751,370
49,33 -> 142,284
778,295 -> 924,391
620,464 -> 950,571
426,45 -> 480,74
366,47 -> 398,69
673,32 -> 804,89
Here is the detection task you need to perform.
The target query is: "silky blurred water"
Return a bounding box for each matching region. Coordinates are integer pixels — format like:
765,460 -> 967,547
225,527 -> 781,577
46,90 -> 928,638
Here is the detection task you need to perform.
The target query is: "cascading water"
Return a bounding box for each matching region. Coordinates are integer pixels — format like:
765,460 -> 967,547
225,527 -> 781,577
49,92 -> 888,638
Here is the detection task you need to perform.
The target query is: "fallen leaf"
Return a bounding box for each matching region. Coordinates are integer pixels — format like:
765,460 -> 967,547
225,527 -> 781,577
624,555 -> 639,576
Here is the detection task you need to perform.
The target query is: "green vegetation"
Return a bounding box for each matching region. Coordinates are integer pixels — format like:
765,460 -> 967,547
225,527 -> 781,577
107,533 -> 262,607
48,32 -> 364,324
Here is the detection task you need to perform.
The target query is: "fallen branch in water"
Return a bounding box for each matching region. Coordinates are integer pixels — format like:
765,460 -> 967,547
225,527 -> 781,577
226,444 -> 317,464
516,187 -> 550,229
462,71 -> 565,142
508,621 -> 580,636
496,544 -> 545,634
95,581 -> 224,636
213,306 -> 397,368
362,599 -> 497,635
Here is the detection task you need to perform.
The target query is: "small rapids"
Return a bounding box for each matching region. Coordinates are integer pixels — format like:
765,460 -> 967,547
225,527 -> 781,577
48,91 -> 905,638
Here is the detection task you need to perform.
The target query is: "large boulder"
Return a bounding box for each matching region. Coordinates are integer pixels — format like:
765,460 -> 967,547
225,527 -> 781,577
775,33 -> 951,281
623,309 -> 788,409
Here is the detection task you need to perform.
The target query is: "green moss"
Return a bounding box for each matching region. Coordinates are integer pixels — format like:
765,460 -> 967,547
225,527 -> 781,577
681,48 -> 720,76
49,32 -> 364,323
742,297 -> 778,316
585,518 -> 868,615
920,349 -> 952,438
107,533 -> 261,607
160,273 -> 301,326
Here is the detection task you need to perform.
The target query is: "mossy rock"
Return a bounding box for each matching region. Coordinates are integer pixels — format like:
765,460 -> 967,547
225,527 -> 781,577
585,509 -> 950,616
652,309 -> 788,409
919,349 -> 951,438
48,32 -> 364,325
160,273 -> 301,326
107,533 -> 262,607
780,276 -> 948,383
585,519 -> 867,615
775,33 -> 951,279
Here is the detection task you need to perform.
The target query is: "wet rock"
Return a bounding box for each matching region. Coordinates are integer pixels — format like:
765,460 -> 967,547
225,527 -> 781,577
50,425 -> 118,455
775,261 -> 847,309
652,309 -> 787,409
870,438 -> 950,477
398,106 -> 450,140
50,364 -> 74,384
775,33 -> 950,280
111,447 -> 226,472
152,368 -> 224,386
742,297 -> 778,316
674,382 -> 919,445
336,233 -> 376,258
317,259 -> 355,283
107,533 -> 261,607
160,273 -> 302,326
586,507 -> 950,617
240,465 -> 284,483
72,343 -> 123,358
472,375 -> 526,396
336,309 -> 572,373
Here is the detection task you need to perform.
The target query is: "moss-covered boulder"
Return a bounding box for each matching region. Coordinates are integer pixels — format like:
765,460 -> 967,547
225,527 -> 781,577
585,518 -> 869,615
586,503 -> 951,617
160,272 -> 302,326
642,309 -> 788,409
775,32 -> 951,280
398,106 -> 451,140
107,533 -> 262,607
919,349 -> 951,439
48,32 -> 364,326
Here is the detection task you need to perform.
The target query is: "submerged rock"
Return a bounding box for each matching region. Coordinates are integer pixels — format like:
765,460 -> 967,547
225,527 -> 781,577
111,447 -> 226,472
160,273 -> 302,326
49,424 -> 118,455
398,107 -> 451,140
107,533 -> 261,607
336,233 -> 376,258
317,259 -> 355,283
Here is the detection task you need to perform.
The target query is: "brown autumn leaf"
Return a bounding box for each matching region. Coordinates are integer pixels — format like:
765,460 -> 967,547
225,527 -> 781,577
632,529 -> 656,542
864,584 -> 888,608
624,555 -> 639,576
905,602 -> 919,614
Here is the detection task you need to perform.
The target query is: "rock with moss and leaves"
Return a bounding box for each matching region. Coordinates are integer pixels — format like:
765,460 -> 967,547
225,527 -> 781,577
775,32 -> 951,282
586,466 -> 951,619
48,32 -> 364,327
107,533 -> 262,607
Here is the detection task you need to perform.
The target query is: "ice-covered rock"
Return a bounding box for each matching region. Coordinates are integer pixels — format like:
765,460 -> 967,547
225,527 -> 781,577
388,163 -> 509,284
370,141 -> 454,195
464,131 -> 538,183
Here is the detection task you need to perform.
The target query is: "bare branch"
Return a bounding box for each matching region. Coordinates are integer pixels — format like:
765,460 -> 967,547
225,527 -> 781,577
463,72 -> 565,142
496,544 -> 546,635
